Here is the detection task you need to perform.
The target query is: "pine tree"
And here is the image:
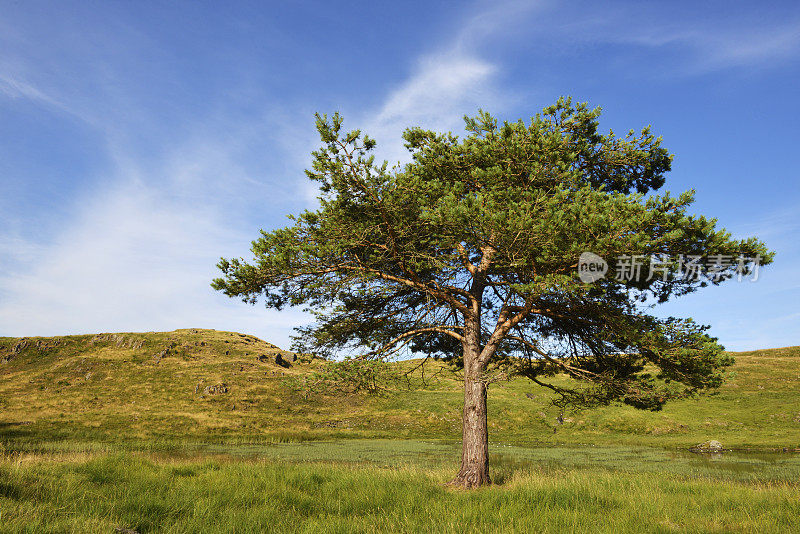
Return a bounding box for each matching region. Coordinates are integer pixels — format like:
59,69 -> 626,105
213,98 -> 772,488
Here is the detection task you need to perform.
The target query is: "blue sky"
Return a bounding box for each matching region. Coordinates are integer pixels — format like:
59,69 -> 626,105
1,1 -> 798,351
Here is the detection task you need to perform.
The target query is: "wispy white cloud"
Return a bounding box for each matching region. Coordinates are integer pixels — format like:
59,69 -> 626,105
540,3 -> 800,74
710,23 -> 800,66
0,177 -> 307,345
614,19 -> 800,73
359,0 -> 543,164
451,0 -> 548,50
0,73 -> 51,102
0,61 -> 315,347
730,205 -> 800,242
0,235 -> 45,272
375,55 -> 496,128
364,53 -> 500,163
0,71 -> 91,122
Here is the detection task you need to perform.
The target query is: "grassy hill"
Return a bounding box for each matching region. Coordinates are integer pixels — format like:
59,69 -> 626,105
1,328 -> 799,451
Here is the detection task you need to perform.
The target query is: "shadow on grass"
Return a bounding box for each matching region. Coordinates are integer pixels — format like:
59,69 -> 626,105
0,421 -> 38,442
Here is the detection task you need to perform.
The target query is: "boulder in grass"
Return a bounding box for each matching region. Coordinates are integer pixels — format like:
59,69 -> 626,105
690,440 -> 723,452
203,383 -> 229,395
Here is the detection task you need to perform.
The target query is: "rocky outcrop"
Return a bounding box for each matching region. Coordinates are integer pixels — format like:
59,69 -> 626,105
275,353 -> 292,368
203,383 -> 229,395
690,440 -> 723,452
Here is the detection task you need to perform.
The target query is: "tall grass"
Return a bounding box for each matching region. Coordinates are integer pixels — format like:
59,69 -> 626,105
1,451 -> 798,533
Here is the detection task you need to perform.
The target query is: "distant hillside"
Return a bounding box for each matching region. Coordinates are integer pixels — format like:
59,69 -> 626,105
0,329 -> 323,443
1,329 -> 799,450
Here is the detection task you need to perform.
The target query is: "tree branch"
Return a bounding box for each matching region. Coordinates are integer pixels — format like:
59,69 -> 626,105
372,326 -> 466,355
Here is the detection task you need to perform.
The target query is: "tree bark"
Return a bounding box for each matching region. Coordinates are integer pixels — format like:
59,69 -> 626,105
448,280 -> 491,489
449,350 -> 490,488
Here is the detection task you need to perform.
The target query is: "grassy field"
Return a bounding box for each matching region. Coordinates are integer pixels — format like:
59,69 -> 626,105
1,329 -> 799,532
1,443 -> 799,533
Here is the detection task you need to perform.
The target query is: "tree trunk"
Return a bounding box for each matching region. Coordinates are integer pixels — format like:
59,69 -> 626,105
449,371 -> 490,488
448,291 -> 490,489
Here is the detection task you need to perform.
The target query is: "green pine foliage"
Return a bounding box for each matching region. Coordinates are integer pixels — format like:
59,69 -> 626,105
214,97 -> 773,412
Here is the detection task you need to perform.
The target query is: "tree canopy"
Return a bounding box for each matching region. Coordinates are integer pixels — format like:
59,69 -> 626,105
213,97 -> 772,487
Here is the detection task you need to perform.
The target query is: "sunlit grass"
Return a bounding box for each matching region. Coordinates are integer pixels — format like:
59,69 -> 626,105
2,331 -> 799,450
2,331 -> 800,531
1,450 -> 798,533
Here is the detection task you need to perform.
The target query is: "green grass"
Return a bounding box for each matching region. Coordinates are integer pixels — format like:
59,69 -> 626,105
0,447 -> 798,533
1,329 -> 799,532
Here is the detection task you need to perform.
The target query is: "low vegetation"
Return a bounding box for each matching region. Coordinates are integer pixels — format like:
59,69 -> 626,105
1,330 -> 799,531
1,446 -> 798,533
